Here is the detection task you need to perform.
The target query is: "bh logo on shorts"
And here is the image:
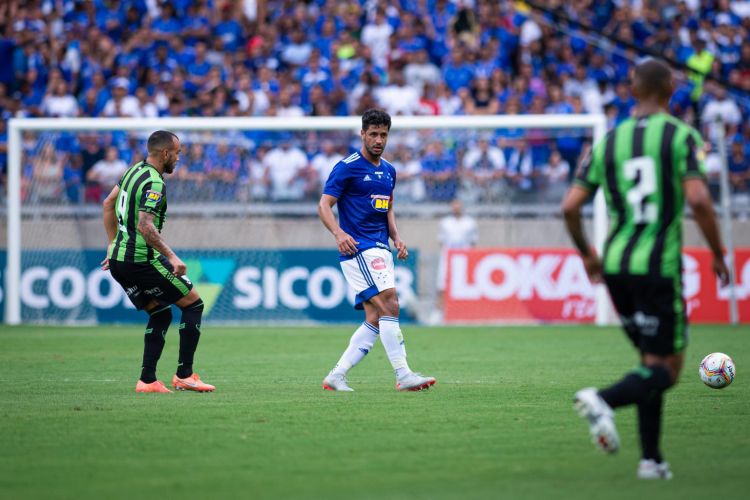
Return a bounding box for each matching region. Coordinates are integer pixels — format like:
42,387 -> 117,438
371,257 -> 387,271
371,194 -> 390,212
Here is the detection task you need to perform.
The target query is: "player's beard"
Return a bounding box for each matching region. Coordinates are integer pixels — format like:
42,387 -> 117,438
164,158 -> 176,174
365,143 -> 384,159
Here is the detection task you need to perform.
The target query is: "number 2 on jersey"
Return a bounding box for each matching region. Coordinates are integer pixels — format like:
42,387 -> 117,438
623,156 -> 657,224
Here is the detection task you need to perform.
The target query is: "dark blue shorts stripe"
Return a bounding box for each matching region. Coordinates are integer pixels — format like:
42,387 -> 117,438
356,254 -> 375,287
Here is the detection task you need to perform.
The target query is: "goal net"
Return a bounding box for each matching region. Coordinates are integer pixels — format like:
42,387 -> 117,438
2,115 -> 609,325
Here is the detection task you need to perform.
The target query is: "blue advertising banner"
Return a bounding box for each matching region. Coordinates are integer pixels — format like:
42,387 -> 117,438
0,249 -> 418,323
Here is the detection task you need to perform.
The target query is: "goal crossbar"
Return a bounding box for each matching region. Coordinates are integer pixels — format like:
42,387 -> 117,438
5,114 -> 608,325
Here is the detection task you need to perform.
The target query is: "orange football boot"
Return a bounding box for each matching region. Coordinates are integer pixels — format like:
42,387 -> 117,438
135,380 -> 173,393
171,373 -> 215,392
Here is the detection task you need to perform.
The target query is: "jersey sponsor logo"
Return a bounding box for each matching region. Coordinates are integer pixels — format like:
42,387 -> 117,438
145,190 -> 163,203
370,194 -> 390,211
370,257 -> 386,271
375,242 -> 388,249
364,174 -> 372,181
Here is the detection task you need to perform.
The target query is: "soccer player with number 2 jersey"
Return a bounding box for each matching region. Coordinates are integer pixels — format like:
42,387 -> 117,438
318,109 -> 436,392
562,59 -> 729,479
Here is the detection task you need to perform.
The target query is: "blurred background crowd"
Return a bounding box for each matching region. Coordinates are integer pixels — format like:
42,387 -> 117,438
1,0 -> 749,207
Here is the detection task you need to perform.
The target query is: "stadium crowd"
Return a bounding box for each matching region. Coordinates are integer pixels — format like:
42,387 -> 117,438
1,0 -> 750,206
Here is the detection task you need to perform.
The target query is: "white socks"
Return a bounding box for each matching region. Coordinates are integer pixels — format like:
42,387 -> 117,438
331,317 -> 412,379
379,316 -> 411,377
331,322 -> 379,376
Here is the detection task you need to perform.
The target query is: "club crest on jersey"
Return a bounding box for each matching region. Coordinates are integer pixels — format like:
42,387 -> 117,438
370,257 -> 386,271
370,194 -> 390,211
146,190 -> 163,203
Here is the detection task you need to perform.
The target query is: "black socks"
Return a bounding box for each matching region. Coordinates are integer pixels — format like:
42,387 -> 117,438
598,365 -> 672,409
140,306 -> 172,383
638,390 -> 664,462
176,299 -> 204,379
598,364 -> 673,463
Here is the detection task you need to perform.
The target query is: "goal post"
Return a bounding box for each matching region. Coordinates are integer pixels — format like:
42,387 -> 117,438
4,114 -> 609,325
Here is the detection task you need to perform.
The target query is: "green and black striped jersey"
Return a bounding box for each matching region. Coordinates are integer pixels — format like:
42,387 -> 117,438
575,112 -> 706,278
108,160 -> 168,263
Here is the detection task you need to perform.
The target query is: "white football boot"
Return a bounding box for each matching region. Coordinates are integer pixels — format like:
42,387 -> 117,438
637,459 -> 673,480
396,372 -> 436,391
322,372 -> 354,392
573,387 -> 620,454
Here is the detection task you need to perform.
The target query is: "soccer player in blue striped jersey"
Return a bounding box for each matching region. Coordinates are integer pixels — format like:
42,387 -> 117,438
318,109 -> 436,392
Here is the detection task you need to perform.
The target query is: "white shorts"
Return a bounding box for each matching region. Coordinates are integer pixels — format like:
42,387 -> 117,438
340,247 -> 395,310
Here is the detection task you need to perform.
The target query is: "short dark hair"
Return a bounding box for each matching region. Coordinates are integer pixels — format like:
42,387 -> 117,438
633,59 -> 673,101
362,108 -> 391,131
147,130 -> 178,153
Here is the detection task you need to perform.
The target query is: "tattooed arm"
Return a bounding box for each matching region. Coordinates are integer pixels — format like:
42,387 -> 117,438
137,211 -> 187,276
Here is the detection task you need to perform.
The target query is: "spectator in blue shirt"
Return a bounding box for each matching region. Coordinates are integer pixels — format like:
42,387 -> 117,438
147,43 -> 178,81
205,141 -> 241,201
181,2 -> 211,46
281,29 -> 313,67
297,50 -> 332,90
150,2 -> 181,42
728,140 -> 750,193
610,81 -> 636,124
63,157 -> 83,204
95,0 -> 124,41
213,4 -> 244,53
186,41 -> 212,89
422,140 -> 458,202
442,49 -> 474,93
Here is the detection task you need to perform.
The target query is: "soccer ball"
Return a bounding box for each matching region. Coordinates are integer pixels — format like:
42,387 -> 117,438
699,352 -> 735,389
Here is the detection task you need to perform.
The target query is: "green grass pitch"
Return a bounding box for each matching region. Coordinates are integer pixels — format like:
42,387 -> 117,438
0,324 -> 747,499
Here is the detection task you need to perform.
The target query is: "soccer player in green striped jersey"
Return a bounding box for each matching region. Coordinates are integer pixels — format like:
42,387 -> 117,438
562,59 -> 729,479
102,130 -> 215,394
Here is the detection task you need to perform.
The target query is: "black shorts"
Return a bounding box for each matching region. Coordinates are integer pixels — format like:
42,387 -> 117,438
603,274 -> 687,356
109,255 -> 193,310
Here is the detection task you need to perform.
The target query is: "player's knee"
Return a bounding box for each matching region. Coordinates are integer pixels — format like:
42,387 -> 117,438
365,312 -> 380,326
146,306 -> 172,342
148,305 -> 172,324
179,299 -> 204,320
378,289 -> 399,317
645,364 -> 674,390
385,297 -> 400,317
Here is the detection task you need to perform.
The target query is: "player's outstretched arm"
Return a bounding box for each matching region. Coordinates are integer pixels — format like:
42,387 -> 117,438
562,184 -> 602,282
101,186 -> 119,270
684,178 -> 729,285
137,211 -> 187,276
318,194 -> 359,255
387,205 -> 408,260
